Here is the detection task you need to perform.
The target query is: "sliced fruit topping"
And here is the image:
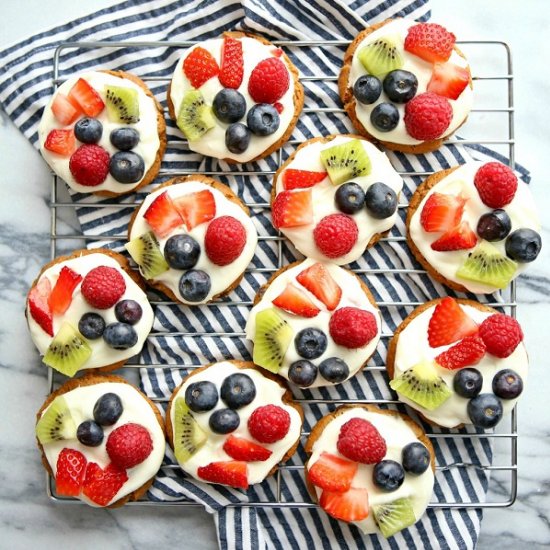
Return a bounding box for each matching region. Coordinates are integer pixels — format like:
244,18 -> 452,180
404,92 -> 452,141
177,89 -> 215,141
28,277 -> 53,336
296,262 -> 341,311
428,296 -> 478,348
93,393 -> 123,426
337,417 -> 386,464
44,129 -> 76,156
82,462 -> 128,506
51,93 -> 81,125
197,461 -> 248,489
373,460 -> 405,492
478,313 -> 523,358
183,46 -> 220,88
248,404 -> 291,444
320,487 -> 369,522
308,452 -> 358,493
329,306 -> 378,349
467,393 -> 503,428
272,189 -> 313,229
282,169 -> 327,191
69,144 -> 110,187
68,78 -> 105,117
173,397 -> 207,464
295,327 -> 327,360
453,367 -> 483,398
126,231 -> 170,279
357,35 -> 403,76
492,368 -> 523,399
314,214 -> 358,259
474,162 -> 518,208
435,334 -> 486,370
143,191 -> 184,238
48,266 -> 82,315
81,266 -> 126,310
219,36 -> 244,89
427,62 -> 470,100
373,497 -> 416,538
431,221 -> 477,251
106,423 -> 153,469
248,57 -> 289,104
43,322 -> 92,376
404,22 -> 456,63
223,435 -> 272,462
272,283 -> 321,318
55,448 -> 87,496
220,373 -> 256,410
402,442 -> 431,475
204,215 -> 246,266
35,395 -> 76,444
253,308 -> 293,373
105,85 -> 139,124
320,139 -> 371,185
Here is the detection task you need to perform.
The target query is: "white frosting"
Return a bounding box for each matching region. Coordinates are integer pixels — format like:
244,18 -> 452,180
393,303 -> 529,428
40,382 -> 165,507
348,19 -> 473,145
128,180 -> 258,304
170,362 -> 302,485
245,258 -> 381,388
409,161 -> 541,293
308,408 -> 434,534
38,71 -> 161,194
274,135 -> 404,265
170,36 -> 296,162
27,253 -> 154,370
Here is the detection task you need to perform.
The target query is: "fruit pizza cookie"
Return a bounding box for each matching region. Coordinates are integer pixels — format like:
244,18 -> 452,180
26,249 -> 154,376
245,259 -> 381,388
166,361 -> 303,489
127,176 -> 258,305
35,374 -> 165,507
271,135 -> 403,265
168,32 -> 303,162
305,405 -> 434,538
407,161 -> 541,293
387,297 -> 528,429
339,19 -> 472,153
39,70 -> 166,196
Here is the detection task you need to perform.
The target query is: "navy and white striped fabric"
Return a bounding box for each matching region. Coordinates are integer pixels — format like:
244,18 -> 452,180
0,1 -> 530,549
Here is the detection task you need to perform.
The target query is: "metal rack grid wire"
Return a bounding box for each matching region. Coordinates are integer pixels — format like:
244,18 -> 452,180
45,39 -> 518,510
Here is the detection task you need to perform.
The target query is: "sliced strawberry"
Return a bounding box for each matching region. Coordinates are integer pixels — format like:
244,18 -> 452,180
51,93 -> 81,125
296,262 -> 342,311
435,334 -> 486,370
219,36 -> 244,89
183,47 -> 220,88
55,448 -> 87,497
223,435 -> 272,462
308,452 -> 358,493
68,78 -> 105,117
143,191 -> 184,238
172,189 -> 216,230
420,193 -> 466,233
44,129 -> 76,156
428,297 -> 478,348
404,22 -> 456,63
282,169 -> 327,191
272,190 -> 313,229
431,221 -> 477,251
197,461 -> 248,489
428,62 -> 470,100
320,487 -> 369,522
28,277 -> 53,336
274,102 -> 284,114
48,266 -> 82,315
272,283 -> 321,318
82,462 -> 128,506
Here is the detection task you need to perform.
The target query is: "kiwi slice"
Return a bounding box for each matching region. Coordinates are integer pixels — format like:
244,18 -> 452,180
35,395 -> 77,444
320,139 -> 371,186
390,361 -> 452,411
43,322 -> 92,376
177,90 -> 215,142
456,240 -> 517,289
373,497 -> 416,538
173,397 -> 207,463
357,35 -> 404,77
253,308 -> 293,373
105,85 -> 140,124
126,231 -> 169,279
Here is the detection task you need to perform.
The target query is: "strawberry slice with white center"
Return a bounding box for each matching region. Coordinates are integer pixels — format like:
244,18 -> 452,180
173,189 -> 216,230
51,93 -> 82,125
272,283 -> 321,318
308,452 -> 358,493
222,435 -> 272,462
420,192 -> 466,233
431,220 -> 477,251
48,266 -> 82,315
282,169 -> 327,191
44,129 -> 76,156
296,262 -> 342,311
428,297 -> 478,348
144,191 -> 184,238
68,78 -> 105,117
272,189 -> 313,229
28,277 -> 54,336
428,62 -> 470,100
320,487 -> 369,522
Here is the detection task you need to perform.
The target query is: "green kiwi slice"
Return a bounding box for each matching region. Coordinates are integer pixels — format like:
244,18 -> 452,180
373,497 -> 416,538
253,308 -> 293,373
357,35 -> 404,77
105,85 -> 140,124
35,395 -> 77,444
173,397 -> 207,463
176,90 -> 215,141
390,361 -> 452,411
320,139 -> 372,185
126,231 -> 169,279
43,322 -> 92,376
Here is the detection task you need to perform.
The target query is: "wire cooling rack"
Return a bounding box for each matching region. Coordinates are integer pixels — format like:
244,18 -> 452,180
45,39 -> 518,510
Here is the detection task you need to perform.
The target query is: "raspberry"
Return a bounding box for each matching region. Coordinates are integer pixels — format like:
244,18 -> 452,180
313,214 -> 358,259
329,307 -> 378,349
404,92 -> 452,141
478,313 -> 523,358
435,334 -> 486,370
81,266 -> 126,309
69,144 -> 110,187
248,405 -> 290,443
106,423 -> 153,469
474,162 -> 518,208
183,47 -> 219,88
337,417 -> 387,464
248,57 -> 289,104
204,216 -> 247,266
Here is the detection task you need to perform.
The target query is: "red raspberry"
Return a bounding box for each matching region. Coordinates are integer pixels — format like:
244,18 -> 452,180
106,423 -> 153,469
205,216 -> 247,266
313,214 -> 358,259
404,92 -> 452,141
248,57 -> 289,104
248,405 -> 290,443
435,334 -> 486,370
81,266 -> 126,309
337,418 -> 387,464
69,144 -> 110,187
474,162 -> 518,208
329,307 -> 378,349
478,313 -> 523,358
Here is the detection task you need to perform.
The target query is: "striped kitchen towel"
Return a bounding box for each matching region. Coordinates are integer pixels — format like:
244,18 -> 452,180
0,0 -> 529,549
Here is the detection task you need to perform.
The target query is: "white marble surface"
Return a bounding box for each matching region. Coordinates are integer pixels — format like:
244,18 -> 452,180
1,0 -> 549,548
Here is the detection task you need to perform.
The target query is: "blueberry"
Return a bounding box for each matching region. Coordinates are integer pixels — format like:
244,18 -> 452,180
467,393 -> 503,428
110,127 -> 140,151
103,322 -> 138,349
93,393 -> 123,426
78,312 -> 105,339
373,459 -> 405,492
247,104 -> 280,136
353,75 -> 382,105
295,328 -> 327,359
319,357 -> 349,383
383,70 -> 418,103
74,117 -> 103,144
370,102 -> 399,132
225,123 -> 251,154
505,228 -> 542,263
179,270 -> 211,302
453,368 -> 483,399
492,369 -> 523,399
335,182 -> 366,214
365,182 -> 398,219
476,209 -> 512,241
114,299 -> 143,325
164,234 -> 200,270
185,381 -> 219,412
77,420 -> 104,447
220,373 -> 256,409
402,442 -> 430,475
288,360 -> 318,387
109,151 -> 145,183
213,88 -> 247,123
209,408 -> 240,434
